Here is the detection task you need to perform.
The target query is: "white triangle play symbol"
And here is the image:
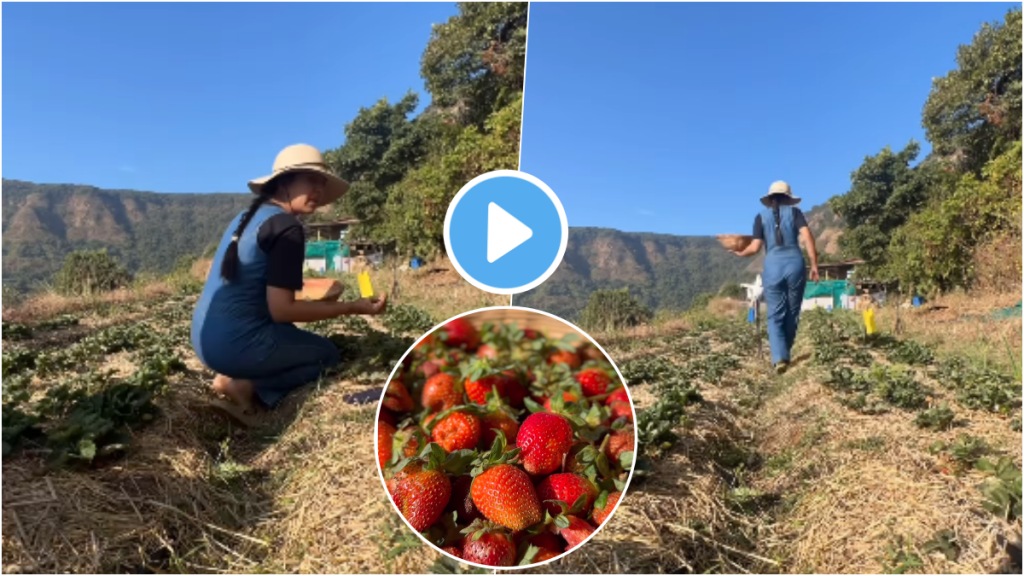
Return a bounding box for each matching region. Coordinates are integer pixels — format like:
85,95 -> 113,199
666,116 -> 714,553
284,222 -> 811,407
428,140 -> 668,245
487,202 -> 533,263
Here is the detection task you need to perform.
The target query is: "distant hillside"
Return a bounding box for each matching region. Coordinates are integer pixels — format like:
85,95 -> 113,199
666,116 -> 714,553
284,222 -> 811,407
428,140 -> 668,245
2,179 -> 251,292
514,227 -> 751,321
516,204 -> 845,321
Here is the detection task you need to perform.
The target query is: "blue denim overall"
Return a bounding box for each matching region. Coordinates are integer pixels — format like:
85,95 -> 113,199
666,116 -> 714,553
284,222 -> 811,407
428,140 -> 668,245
191,204 -> 340,407
760,205 -> 808,365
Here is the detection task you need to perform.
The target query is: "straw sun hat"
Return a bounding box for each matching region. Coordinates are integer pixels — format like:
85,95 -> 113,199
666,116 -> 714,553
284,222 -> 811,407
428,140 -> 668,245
247,143 -> 349,205
760,180 -> 801,207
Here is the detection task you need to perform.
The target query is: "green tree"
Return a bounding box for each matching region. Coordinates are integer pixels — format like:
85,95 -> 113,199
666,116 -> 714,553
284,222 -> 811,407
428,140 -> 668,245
829,142 -> 944,276
578,288 -> 653,332
923,8 -> 1022,175
887,142 -> 1022,294
385,95 -> 522,258
54,249 -> 132,296
420,2 -> 528,127
325,93 -> 438,242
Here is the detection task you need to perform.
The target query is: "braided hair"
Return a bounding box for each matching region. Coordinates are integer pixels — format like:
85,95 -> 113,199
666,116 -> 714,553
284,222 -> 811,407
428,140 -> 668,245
219,172 -> 298,281
771,196 -> 784,247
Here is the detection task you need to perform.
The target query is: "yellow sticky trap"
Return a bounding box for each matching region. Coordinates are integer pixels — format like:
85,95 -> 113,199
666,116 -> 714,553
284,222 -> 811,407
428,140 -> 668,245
863,308 -> 877,335
358,271 -> 375,298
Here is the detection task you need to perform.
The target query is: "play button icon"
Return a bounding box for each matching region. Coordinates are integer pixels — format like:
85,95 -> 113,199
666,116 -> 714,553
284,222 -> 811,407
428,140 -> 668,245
487,202 -> 533,263
445,170 -> 568,295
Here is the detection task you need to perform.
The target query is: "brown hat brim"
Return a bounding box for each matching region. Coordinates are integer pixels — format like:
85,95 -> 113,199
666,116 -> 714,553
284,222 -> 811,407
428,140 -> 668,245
760,193 -> 801,207
248,165 -> 349,206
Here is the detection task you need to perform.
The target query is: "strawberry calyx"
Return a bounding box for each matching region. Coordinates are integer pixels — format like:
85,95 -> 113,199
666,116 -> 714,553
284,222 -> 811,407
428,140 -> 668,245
391,441 -> 477,479
458,518 -> 507,542
469,430 -> 521,477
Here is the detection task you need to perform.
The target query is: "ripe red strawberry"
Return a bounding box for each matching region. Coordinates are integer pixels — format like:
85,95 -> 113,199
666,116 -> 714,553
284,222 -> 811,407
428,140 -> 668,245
448,475 -> 481,523
606,430 -> 634,462
558,515 -> 595,549
383,379 -> 414,413
609,400 -> 633,422
390,462 -> 452,532
470,464 -> 543,531
443,317 -> 480,351
522,531 -> 564,554
379,408 -> 398,427
575,368 -> 611,397
422,373 -> 463,412
523,328 -> 540,340
481,411 -> 520,450
533,547 -> 562,562
547,349 -> 581,369
592,491 -> 621,526
440,545 -> 462,559
462,531 -> 516,566
604,388 -> 629,406
465,373 -> 511,405
536,473 -> 598,516
517,412 -> 574,475
378,420 -> 396,470
476,344 -> 499,359
432,412 -> 482,452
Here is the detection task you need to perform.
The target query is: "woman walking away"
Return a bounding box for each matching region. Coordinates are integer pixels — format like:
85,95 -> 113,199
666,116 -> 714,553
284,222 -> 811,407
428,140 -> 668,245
731,181 -> 819,373
191,144 -> 388,424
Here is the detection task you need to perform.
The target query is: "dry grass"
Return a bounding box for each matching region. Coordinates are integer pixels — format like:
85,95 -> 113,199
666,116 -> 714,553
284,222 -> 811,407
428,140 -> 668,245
3,264 -> 1019,574
874,291 -> 1022,372
750,355 -> 1021,574
3,282 -> 175,324
1,260 -> 503,574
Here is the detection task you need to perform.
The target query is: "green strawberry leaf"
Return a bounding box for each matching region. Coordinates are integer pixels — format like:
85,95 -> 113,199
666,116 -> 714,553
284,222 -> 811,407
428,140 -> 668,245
594,490 -> 610,511
518,545 -> 541,566
523,397 -> 545,414
553,513 -> 571,530
619,451 -> 634,470
613,478 -> 626,491
442,449 -> 478,476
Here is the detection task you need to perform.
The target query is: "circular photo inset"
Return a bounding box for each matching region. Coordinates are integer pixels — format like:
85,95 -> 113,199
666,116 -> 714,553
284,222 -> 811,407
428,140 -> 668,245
375,306 -> 637,569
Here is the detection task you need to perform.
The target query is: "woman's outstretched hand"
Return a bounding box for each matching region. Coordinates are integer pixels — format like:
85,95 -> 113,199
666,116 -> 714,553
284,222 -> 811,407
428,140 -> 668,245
352,293 -> 388,316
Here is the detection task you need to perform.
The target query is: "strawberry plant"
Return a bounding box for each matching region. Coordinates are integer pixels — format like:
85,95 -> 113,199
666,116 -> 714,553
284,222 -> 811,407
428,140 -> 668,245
914,404 -> 956,430
933,357 -> 1020,414
975,457 -> 1022,521
2,322 -> 33,341
383,304 -> 437,336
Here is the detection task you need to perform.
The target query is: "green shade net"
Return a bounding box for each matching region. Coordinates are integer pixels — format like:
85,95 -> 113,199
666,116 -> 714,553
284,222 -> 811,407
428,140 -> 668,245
304,241 -> 349,271
803,280 -> 856,308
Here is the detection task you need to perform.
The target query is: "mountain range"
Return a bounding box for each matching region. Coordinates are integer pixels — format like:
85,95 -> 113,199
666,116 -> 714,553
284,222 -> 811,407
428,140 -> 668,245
1,179 -> 842,313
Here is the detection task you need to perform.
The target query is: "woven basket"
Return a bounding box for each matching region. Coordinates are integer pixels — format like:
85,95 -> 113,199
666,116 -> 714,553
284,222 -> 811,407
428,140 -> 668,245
458,308 -> 582,341
716,234 -> 754,251
296,278 -> 343,302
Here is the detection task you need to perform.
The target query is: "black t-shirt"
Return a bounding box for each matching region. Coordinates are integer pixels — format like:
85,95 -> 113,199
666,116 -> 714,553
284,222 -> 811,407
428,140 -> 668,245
752,207 -> 808,241
257,213 -> 305,290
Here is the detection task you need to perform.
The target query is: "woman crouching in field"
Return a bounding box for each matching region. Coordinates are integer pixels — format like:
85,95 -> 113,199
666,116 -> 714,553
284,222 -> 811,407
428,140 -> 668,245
191,144 -> 387,424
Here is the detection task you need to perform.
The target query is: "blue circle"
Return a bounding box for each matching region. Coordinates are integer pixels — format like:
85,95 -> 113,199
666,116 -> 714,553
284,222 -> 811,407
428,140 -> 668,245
447,175 -> 565,292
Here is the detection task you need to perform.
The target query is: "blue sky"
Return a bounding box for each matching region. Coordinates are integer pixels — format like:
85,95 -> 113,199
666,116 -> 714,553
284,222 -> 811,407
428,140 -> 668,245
520,1 -> 1019,236
2,2 -> 458,193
